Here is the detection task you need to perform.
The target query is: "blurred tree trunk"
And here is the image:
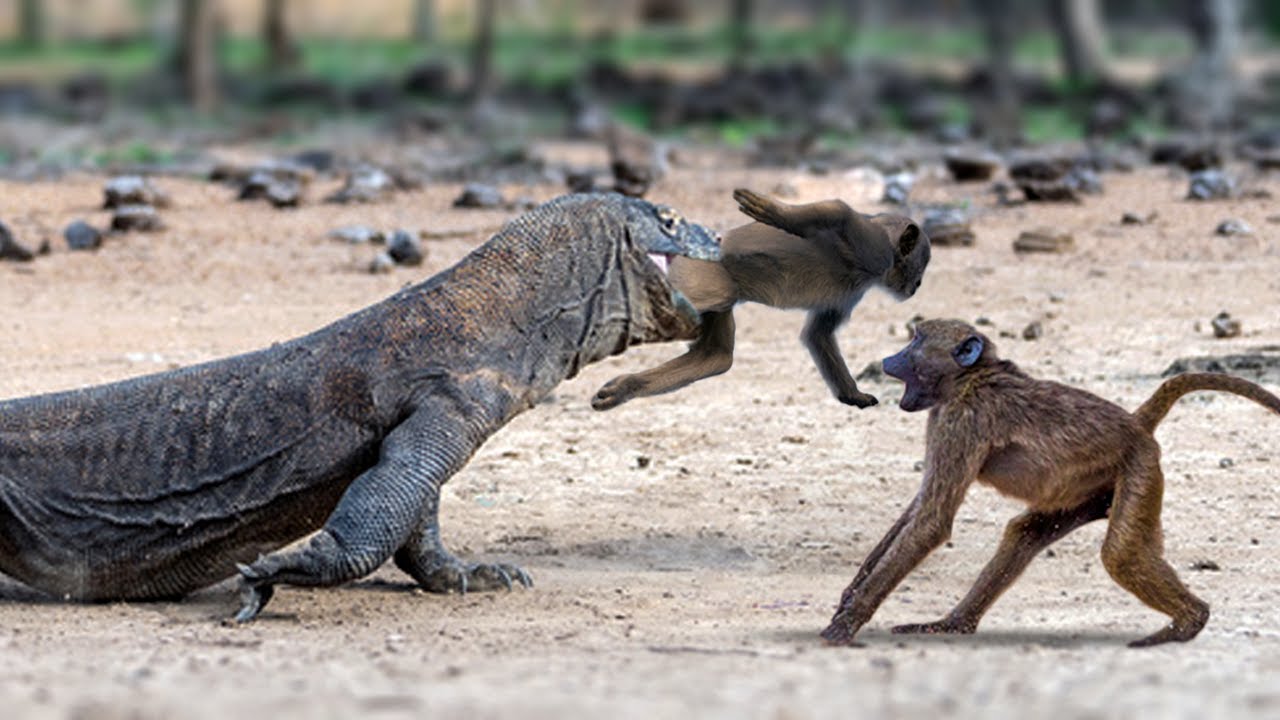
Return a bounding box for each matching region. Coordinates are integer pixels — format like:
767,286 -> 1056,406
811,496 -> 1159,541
1180,0 -> 1240,129
178,0 -> 221,111
976,0 -> 1020,147
1047,0 -> 1109,85
263,0 -> 299,71
413,0 -> 436,42
728,0 -> 755,70
18,0 -> 44,48
467,0 -> 496,104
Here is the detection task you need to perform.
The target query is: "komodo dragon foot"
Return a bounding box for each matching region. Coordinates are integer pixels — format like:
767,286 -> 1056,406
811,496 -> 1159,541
394,545 -> 532,595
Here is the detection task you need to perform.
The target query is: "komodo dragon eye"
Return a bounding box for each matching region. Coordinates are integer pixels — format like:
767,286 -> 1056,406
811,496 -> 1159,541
655,206 -> 682,235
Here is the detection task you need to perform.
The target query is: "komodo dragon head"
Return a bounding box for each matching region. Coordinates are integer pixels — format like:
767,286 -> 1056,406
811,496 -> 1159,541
612,195 -> 721,345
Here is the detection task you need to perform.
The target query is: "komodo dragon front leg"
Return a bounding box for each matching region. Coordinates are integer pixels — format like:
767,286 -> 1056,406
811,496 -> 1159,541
235,391 -> 527,622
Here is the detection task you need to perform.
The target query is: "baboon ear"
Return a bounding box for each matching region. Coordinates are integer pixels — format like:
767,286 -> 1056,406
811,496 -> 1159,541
952,335 -> 984,367
897,224 -> 920,257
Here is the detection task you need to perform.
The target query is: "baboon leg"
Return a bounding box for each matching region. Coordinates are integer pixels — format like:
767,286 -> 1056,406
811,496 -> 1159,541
591,310 -> 735,410
893,491 -> 1113,635
733,188 -> 859,240
803,308 -> 876,408
1101,461 -> 1210,647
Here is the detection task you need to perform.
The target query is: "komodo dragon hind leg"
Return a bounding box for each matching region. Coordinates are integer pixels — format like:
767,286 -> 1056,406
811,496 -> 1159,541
392,488 -> 532,594
235,401 -> 525,622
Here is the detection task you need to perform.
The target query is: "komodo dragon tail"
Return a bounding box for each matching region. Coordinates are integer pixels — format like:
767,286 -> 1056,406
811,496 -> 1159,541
1133,372 -> 1280,433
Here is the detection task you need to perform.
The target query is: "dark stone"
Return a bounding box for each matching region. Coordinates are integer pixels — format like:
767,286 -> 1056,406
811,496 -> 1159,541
326,166 -> 394,204
1187,170 -> 1235,200
386,229 -> 425,267
1013,228 -> 1074,254
1210,312 -> 1241,339
922,207 -> 975,247
881,172 -> 913,205
1022,321 -> 1043,341
452,183 -> 505,209
1162,352 -> 1280,382
0,220 -> 35,261
944,150 -> 1001,182
104,175 -> 170,209
1215,219 -> 1251,236
64,220 -> 102,251
110,204 -> 164,232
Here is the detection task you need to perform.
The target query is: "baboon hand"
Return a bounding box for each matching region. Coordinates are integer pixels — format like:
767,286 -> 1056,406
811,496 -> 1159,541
732,188 -> 782,226
837,390 -> 879,408
591,374 -> 645,411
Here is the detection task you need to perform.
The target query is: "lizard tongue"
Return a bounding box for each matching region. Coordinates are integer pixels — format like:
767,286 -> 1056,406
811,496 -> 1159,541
647,253 -> 670,275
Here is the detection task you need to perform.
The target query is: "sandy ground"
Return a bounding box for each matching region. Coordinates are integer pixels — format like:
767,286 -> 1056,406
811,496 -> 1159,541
1,146 -> 1278,719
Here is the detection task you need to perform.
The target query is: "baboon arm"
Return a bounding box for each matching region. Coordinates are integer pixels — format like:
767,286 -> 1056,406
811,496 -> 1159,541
803,308 -> 877,408
821,436 -> 986,644
591,310 -> 735,411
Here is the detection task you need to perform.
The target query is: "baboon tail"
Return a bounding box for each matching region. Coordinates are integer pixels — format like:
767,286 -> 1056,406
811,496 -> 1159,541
1134,372 -> 1280,433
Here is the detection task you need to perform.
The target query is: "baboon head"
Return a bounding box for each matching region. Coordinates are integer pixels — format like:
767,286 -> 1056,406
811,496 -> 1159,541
875,215 -> 930,300
882,319 -> 994,411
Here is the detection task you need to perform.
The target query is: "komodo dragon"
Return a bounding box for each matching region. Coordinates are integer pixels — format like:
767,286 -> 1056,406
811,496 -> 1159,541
0,193 -> 720,621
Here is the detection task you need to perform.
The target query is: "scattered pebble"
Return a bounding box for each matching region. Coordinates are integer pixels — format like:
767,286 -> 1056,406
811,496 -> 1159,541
329,226 -> 384,244
921,207 -> 975,247
1218,457 -> 1234,469
1187,170 -> 1235,200
64,220 -> 102,251
1215,218 -> 1252,236
1022,321 -> 1043,340
368,251 -> 396,274
944,150 -> 1001,182
453,182 -> 506,209
327,166 -> 394,204
386,229 -> 425,266
1189,559 -> 1221,572
110,204 -> 164,232
1210,311 -> 1241,339
635,455 -> 651,469
104,175 -> 170,209
0,220 -> 35,261
1013,228 -> 1075,254
1121,211 -> 1156,225
880,172 -> 914,205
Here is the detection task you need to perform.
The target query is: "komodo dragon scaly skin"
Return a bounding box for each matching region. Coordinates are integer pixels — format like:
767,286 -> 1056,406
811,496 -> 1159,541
0,193 -> 720,621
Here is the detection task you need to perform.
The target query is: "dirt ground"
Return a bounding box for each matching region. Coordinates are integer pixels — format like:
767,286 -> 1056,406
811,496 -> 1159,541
1,145 -> 1278,720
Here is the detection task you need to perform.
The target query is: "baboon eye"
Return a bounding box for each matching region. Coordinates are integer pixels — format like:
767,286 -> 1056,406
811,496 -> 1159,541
952,336 -> 984,367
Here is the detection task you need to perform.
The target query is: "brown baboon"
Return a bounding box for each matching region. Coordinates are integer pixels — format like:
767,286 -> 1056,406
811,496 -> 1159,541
822,319 -> 1280,648
592,188 -> 930,411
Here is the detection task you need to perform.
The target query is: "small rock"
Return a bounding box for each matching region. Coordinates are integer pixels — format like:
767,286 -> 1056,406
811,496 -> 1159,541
635,455 -> 651,470
0,220 -> 35,261
329,226 -> 384,244
386,229 -> 425,267
881,172 -> 914,205
1187,170 -> 1235,200
974,317 -> 994,326
1215,219 -> 1252,236
327,166 -> 394,204
1177,145 -> 1222,173
922,207 -> 975,247
104,175 -> 170,209
1218,457 -> 1234,469
1189,559 -> 1221,572
1121,211 -> 1155,225
110,204 -> 164,232
265,178 -> 303,208
368,252 -> 396,274
1210,312 -> 1241,339
452,182 -> 505,209
565,170 -> 599,194
608,123 -> 666,198
1013,228 -> 1074,254
944,149 -> 1001,182
64,220 -> 102,251
1022,321 -> 1043,341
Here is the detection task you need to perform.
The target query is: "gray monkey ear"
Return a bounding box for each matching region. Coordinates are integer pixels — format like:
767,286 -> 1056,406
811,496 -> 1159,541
952,336 -> 983,367
897,224 -> 920,256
